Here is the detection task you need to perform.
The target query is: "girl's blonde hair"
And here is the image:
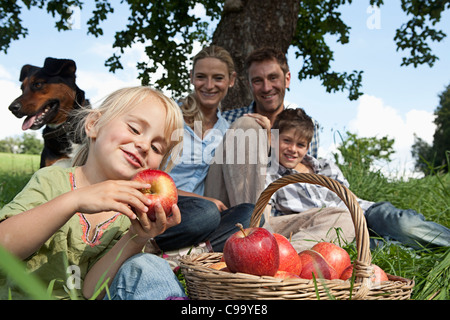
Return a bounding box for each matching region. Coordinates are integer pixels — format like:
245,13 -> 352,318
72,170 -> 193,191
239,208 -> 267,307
180,45 -> 235,131
70,86 -> 184,172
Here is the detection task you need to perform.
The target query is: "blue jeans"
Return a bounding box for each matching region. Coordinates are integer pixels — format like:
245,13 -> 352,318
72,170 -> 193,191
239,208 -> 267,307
105,253 -> 187,300
209,203 -> 260,251
155,196 -> 260,252
365,201 -> 450,249
154,196 -> 220,251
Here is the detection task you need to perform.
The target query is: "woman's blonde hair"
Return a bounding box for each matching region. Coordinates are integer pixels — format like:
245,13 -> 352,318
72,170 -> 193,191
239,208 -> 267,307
70,86 -> 184,172
180,45 -> 235,131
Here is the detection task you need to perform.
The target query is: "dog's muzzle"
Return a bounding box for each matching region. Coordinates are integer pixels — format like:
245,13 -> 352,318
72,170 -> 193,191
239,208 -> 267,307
8,100 -> 24,118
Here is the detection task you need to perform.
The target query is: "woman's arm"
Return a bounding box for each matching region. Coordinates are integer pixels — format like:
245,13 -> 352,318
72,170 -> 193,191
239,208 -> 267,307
177,189 -> 228,212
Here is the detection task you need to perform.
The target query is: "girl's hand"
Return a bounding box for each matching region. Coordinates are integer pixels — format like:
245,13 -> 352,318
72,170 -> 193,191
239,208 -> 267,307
129,202 -> 181,245
73,180 -> 153,220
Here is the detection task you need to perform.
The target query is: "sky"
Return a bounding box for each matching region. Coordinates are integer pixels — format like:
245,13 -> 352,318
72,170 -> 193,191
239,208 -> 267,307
0,1 -> 449,178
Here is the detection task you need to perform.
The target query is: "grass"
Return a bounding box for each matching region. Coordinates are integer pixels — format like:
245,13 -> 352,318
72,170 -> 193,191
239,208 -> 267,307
0,152 -> 40,207
339,161 -> 450,300
340,163 -> 449,228
0,152 -> 449,300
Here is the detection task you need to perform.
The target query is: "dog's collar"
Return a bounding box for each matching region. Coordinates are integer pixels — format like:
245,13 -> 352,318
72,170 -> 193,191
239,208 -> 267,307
42,121 -> 72,140
43,97 -> 88,141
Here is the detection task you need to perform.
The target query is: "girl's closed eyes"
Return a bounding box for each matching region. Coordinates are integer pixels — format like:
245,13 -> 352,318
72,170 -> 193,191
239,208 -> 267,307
125,115 -> 169,156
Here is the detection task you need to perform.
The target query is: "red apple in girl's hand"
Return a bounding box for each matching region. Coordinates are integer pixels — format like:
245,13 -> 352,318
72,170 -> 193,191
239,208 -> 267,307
311,242 -> 351,276
298,250 -> 339,280
132,169 -> 178,221
273,233 -> 302,275
223,224 -> 279,276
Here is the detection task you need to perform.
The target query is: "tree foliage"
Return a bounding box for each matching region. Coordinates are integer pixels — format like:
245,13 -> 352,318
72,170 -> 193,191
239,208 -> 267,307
412,83 -> 450,174
0,133 -> 43,154
395,0 -> 450,67
0,0 -> 448,106
104,0 -> 220,95
334,131 -> 395,170
293,0 -> 363,101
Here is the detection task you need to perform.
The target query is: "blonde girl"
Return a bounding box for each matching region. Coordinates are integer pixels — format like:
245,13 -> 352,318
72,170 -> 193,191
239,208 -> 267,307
0,86 -> 187,300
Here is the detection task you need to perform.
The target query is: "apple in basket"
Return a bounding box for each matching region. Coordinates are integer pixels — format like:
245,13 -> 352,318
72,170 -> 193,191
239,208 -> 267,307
273,233 -> 302,275
132,169 -> 178,221
274,270 -> 301,280
298,250 -> 339,280
223,224 -> 279,276
340,263 -> 388,283
311,242 -> 351,277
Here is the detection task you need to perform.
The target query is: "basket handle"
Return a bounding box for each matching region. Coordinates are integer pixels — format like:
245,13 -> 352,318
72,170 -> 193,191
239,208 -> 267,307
250,173 -> 373,298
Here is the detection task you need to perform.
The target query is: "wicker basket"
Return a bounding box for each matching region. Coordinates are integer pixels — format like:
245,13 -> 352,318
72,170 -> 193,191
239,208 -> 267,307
180,173 -> 415,300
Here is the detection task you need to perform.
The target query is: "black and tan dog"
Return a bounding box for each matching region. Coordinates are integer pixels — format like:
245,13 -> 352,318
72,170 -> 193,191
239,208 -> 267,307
9,57 -> 90,167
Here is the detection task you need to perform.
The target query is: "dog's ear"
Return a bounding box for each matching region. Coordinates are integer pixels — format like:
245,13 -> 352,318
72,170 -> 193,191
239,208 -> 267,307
43,57 -> 77,79
19,64 -> 39,81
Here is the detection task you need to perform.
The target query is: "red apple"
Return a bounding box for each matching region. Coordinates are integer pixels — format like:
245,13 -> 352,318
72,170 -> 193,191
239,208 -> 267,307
372,264 -> 389,282
311,242 -> 351,276
340,263 -> 388,283
273,233 -> 302,275
274,270 -> 301,280
223,224 -> 279,276
340,264 -> 354,280
132,169 -> 178,221
298,250 -> 339,280
341,264 -> 389,283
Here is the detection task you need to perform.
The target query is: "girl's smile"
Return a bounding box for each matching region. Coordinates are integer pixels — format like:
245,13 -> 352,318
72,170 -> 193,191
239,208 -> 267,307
121,147 -> 144,168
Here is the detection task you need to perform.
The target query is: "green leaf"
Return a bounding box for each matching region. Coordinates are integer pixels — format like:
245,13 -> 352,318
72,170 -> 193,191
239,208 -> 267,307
0,245 -> 53,300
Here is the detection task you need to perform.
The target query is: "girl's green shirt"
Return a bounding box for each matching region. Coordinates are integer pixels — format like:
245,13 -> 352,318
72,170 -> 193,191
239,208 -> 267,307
0,166 -> 131,300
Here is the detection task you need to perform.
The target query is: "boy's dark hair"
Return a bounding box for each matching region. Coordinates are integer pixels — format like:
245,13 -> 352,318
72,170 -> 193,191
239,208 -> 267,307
244,47 -> 289,76
272,108 -> 314,144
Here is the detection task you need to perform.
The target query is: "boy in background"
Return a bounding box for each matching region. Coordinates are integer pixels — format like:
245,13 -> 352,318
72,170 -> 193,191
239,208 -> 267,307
265,108 -> 450,250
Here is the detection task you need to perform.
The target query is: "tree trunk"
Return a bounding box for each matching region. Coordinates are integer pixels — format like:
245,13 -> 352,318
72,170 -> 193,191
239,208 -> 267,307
212,0 -> 300,110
